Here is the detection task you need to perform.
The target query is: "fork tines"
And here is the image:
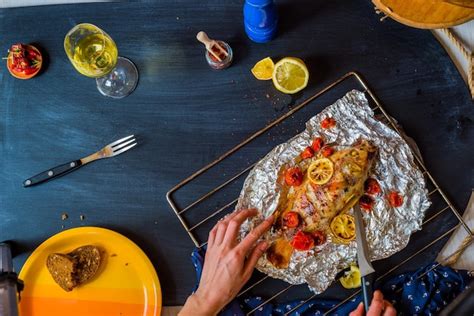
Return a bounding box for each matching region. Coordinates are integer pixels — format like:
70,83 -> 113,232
109,135 -> 137,156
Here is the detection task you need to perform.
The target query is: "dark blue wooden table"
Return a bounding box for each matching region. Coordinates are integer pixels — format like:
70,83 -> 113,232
1,0 -> 473,306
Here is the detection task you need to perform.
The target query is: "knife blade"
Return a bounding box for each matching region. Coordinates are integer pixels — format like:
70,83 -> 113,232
354,202 -> 375,312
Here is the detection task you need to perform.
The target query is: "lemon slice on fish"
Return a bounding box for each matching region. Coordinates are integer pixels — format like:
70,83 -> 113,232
330,214 -> 356,243
307,158 -> 334,185
340,265 -> 361,289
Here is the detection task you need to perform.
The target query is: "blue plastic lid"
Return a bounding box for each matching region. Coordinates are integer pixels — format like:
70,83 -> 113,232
245,0 -> 273,6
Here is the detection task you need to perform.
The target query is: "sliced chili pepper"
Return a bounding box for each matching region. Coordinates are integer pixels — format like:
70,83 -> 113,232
359,194 -> 375,212
285,167 -> 304,186
311,137 -> 325,152
282,211 -> 300,228
321,117 -> 336,129
300,146 -> 314,160
364,178 -> 381,195
312,230 -> 326,246
321,146 -> 334,157
291,231 -> 314,251
388,191 -> 403,207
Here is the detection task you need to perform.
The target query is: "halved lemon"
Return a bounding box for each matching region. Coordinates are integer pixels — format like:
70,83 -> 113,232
272,57 -> 309,94
251,57 -> 274,80
330,214 -> 356,244
340,265 -> 361,289
307,158 -> 334,185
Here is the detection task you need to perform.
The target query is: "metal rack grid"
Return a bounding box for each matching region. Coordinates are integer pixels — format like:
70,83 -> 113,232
166,72 -> 473,315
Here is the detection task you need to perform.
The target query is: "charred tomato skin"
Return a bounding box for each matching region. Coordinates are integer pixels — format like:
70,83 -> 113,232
365,178 -> 382,195
388,191 -> 404,207
321,117 -> 336,129
300,146 -> 314,160
312,230 -> 327,246
285,167 -> 304,186
359,194 -> 375,212
321,146 -> 335,157
311,137 -> 325,152
291,231 -> 315,251
282,211 -> 300,228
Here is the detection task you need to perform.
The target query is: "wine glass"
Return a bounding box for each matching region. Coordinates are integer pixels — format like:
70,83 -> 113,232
64,23 -> 138,99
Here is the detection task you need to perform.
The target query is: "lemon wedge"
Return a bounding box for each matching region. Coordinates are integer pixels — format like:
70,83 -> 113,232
340,265 -> 361,289
307,158 -> 334,185
272,57 -> 309,94
330,214 -> 356,244
251,57 -> 274,80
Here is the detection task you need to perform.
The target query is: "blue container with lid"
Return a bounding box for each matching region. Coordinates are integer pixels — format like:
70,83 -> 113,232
243,0 -> 278,43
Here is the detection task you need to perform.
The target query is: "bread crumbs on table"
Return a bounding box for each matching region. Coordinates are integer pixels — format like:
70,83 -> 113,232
61,213 -> 68,220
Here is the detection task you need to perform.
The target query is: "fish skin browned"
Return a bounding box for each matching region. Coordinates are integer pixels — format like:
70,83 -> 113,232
267,140 -> 377,268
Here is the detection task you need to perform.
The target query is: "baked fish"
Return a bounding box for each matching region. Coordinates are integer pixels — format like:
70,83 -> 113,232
267,139 -> 377,268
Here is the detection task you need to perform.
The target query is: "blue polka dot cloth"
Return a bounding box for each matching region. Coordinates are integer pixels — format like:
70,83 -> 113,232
191,248 -> 472,315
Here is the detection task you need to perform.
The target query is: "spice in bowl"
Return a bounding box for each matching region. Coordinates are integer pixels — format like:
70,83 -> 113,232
205,41 -> 233,70
196,31 -> 233,70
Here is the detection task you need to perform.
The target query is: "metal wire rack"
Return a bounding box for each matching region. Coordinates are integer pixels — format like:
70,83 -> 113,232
166,72 -> 473,315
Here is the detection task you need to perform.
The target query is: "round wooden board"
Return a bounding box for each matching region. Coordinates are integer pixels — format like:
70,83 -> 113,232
373,0 -> 474,29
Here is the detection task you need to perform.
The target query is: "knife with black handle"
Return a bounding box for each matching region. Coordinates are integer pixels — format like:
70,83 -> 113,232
353,203 -> 376,312
361,269 -> 376,312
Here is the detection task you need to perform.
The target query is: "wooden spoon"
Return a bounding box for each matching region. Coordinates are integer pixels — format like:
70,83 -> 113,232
196,31 -> 228,62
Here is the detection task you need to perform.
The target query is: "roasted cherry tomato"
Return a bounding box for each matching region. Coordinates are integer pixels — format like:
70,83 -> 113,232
359,194 -> 375,212
291,231 -> 314,251
283,211 -> 300,228
312,230 -> 326,246
285,167 -> 304,186
321,117 -> 336,129
311,137 -> 325,152
300,146 -> 314,159
364,178 -> 382,195
388,191 -> 404,207
321,146 -> 335,157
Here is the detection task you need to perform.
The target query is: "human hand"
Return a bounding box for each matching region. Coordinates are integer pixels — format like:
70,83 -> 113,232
349,290 -> 396,316
180,209 -> 274,316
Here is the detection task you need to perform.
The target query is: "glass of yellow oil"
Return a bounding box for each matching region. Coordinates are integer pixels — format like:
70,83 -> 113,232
64,23 -> 138,99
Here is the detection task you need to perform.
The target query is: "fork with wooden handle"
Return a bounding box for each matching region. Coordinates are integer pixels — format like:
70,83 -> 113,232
23,135 -> 137,187
196,31 -> 228,62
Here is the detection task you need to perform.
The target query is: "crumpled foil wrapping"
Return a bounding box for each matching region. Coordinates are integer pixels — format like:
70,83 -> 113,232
237,90 -> 431,294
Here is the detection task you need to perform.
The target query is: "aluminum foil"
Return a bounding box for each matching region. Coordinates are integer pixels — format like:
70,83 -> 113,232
237,90 -> 431,294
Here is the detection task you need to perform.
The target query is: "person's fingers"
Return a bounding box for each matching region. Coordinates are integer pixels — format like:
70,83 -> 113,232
223,209 -> 258,245
209,210 -> 243,247
383,301 -> 396,316
213,221 -> 229,246
383,305 -> 396,316
367,290 -> 384,316
243,241 -> 268,277
237,215 -> 274,253
208,226 -> 217,248
349,302 -> 364,316
220,209 -> 242,225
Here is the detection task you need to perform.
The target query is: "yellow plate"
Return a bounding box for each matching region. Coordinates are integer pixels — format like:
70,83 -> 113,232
19,227 -> 162,316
